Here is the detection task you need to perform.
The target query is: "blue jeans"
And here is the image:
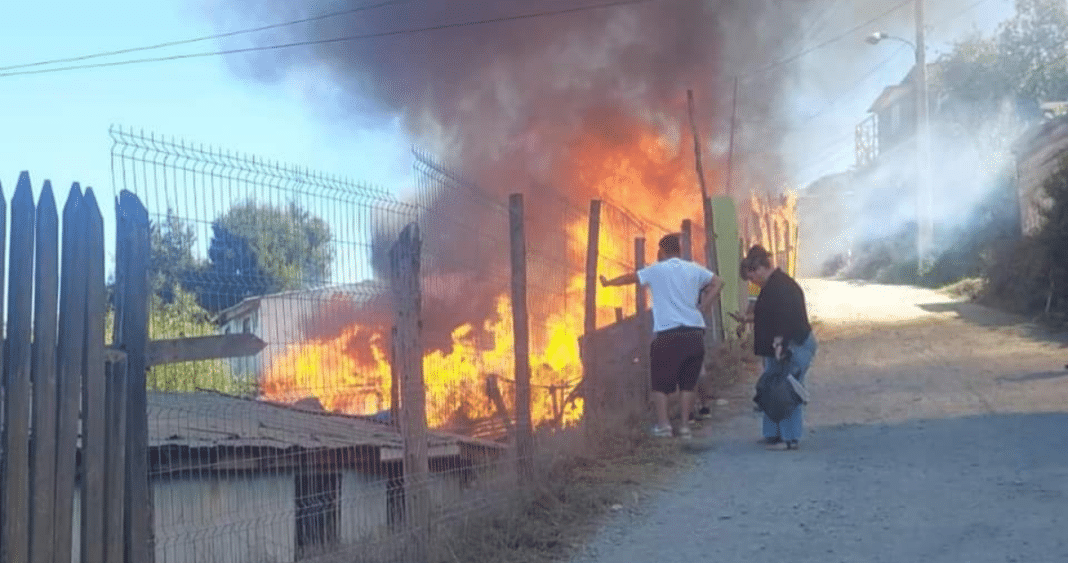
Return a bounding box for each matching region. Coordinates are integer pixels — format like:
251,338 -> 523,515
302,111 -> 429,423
761,333 -> 818,442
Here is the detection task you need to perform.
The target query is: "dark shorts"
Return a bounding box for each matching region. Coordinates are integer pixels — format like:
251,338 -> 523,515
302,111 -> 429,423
650,327 -> 705,394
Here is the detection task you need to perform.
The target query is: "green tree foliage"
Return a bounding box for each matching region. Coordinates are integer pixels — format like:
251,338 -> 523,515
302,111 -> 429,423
938,0 -> 1068,120
150,208 -> 201,303
198,201 -> 334,313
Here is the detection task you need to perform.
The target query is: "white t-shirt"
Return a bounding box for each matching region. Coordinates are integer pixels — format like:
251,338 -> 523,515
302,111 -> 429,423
637,258 -> 716,333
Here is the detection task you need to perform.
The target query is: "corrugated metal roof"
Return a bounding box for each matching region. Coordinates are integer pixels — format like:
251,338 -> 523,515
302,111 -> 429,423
148,391 -> 500,457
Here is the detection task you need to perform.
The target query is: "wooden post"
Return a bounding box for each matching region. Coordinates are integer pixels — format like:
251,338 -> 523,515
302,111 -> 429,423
3,173 -> 35,563
582,200 -> 602,430
680,219 -> 693,261
30,182 -> 59,563
81,189 -> 107,563
509,194 -> 534,479
686,90 -> 724,343
115,191 -> 153,563
634,237 -> 650,412
390,223 -> 430,563
53,185 -> 86,563
390,325 -> 399,426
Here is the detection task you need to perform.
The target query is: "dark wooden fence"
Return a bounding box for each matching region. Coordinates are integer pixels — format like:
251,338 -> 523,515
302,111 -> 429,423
0,172 -> 152,563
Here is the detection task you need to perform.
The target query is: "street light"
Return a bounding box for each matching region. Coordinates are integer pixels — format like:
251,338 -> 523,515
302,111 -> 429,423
867,7 -> 933,278
865,32 -> 915,50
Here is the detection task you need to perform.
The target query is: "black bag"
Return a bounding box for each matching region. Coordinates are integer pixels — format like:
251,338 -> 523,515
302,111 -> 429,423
753,356 -> 804,423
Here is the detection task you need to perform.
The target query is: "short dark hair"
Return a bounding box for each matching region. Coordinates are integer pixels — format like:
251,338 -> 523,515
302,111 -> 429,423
744,245 -> 772,270
659,234 -> 681,255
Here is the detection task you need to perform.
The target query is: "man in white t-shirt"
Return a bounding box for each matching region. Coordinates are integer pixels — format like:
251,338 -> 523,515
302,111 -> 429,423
601,233 -> 723,438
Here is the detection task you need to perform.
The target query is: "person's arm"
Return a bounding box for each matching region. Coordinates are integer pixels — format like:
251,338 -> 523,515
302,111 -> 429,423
600,272 -> 640,287
729,300 -> 756,324
697,275 -> 725,315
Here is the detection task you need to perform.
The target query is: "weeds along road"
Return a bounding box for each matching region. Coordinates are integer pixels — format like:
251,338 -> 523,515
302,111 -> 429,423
572,279 -> 1068,563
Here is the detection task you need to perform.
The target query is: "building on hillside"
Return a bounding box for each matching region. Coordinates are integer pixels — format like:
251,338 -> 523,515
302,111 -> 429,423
1012,113 -> 1068,235
69,391 -> 504,563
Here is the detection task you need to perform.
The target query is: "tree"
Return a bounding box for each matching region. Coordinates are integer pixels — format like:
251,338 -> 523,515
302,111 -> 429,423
150,208 -> 201,303
197,201 -> 334,312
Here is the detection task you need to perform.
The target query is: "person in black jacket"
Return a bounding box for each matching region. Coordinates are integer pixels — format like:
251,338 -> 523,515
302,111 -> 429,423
740,245 -> 817,451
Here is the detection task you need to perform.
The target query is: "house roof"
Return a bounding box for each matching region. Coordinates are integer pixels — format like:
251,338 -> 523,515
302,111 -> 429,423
148,391 -> 503,461
214,280 -> 387,325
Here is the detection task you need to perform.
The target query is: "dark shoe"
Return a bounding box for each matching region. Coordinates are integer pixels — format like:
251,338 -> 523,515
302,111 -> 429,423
758,436 -> 782,446
696,406 -> 712,419
785,440 -> 800,450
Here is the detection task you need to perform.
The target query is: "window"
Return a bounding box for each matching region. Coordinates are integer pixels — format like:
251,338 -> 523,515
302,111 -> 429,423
295,472 -> 340,557
242,318 -> 251,334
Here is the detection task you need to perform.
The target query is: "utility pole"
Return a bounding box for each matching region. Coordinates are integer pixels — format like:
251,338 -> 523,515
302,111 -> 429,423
915,0 -> 933,275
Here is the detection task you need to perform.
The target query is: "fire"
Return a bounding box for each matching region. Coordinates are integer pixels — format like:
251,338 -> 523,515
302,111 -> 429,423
261,118 -> 714,432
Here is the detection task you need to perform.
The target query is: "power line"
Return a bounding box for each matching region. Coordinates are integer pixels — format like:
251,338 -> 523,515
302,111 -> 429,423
0,0 -> 657,78
739,0 -> 912,80
0,0 -> 410,72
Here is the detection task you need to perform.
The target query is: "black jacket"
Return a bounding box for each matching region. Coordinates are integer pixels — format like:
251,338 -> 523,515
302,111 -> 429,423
753,269 -> 811,357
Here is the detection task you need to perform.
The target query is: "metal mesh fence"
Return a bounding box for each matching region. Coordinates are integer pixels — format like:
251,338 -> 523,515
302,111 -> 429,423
109,127 -> 674,562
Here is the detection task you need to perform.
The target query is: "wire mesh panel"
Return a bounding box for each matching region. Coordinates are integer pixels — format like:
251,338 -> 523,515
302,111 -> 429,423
108,127 -> 689,562
110,127 -> 436,562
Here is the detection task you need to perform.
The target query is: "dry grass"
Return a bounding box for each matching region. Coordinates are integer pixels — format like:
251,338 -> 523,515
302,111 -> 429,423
428,338 -> 754,563
941,277 -> 985,301
432,424 -> 690,563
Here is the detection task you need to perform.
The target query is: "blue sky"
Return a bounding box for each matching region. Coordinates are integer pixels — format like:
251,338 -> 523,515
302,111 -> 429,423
0,0 -> 412,280
0,0 -> 1017,281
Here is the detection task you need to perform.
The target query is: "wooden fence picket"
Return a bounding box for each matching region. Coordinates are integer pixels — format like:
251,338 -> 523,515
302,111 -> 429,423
54,184 -> 87,563
2,173 -> 37,563
30,182 -> 59,563
80,189 -> 107,563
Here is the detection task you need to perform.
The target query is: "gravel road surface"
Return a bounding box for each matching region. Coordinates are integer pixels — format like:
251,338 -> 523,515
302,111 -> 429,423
572,279 -> 1068,563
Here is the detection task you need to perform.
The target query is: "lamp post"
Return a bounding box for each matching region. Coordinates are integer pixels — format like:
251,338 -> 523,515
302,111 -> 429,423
867,0 -> 933,277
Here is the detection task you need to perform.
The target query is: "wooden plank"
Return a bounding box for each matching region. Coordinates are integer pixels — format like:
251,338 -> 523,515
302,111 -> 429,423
509,194 -> 534,479
146,333 -> 266,366
389,223 -> 430,563
680,219 -> 693,261
117,190 -> 153,563
582,200 -> 602,428
2,173 -> 36,563
634,237 -> 650,404
104,360 -> 127,563
53,184 -> 86,563
80,188 -> 107,563
711,196 -> 741,338
29,182 -> 59,563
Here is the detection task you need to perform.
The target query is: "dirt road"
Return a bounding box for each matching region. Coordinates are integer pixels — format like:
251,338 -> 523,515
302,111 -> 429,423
572,279 -> 1068,563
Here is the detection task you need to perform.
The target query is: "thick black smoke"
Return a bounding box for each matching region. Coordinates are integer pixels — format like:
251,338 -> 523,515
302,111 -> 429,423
213,0 -> 825,343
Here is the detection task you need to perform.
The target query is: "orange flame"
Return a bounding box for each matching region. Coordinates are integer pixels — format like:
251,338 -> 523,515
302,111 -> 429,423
261,121 -> 715,431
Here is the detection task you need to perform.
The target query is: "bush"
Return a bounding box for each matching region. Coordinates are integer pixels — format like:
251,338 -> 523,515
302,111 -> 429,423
982,154 -> 1068,324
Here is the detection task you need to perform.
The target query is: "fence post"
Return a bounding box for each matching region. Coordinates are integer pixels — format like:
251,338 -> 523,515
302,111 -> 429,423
117,190 -> 153,563
680,219 -> 692,261
582,200 -> 602,432
509,194 -> 534,479
390,223 -> 430,563
30,182 -> 59,563
81,189 -> 107,563
390,325 -> 399,426
53,185 -> 86,563
2,173 -> 35,563
634,237 -> 649,415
